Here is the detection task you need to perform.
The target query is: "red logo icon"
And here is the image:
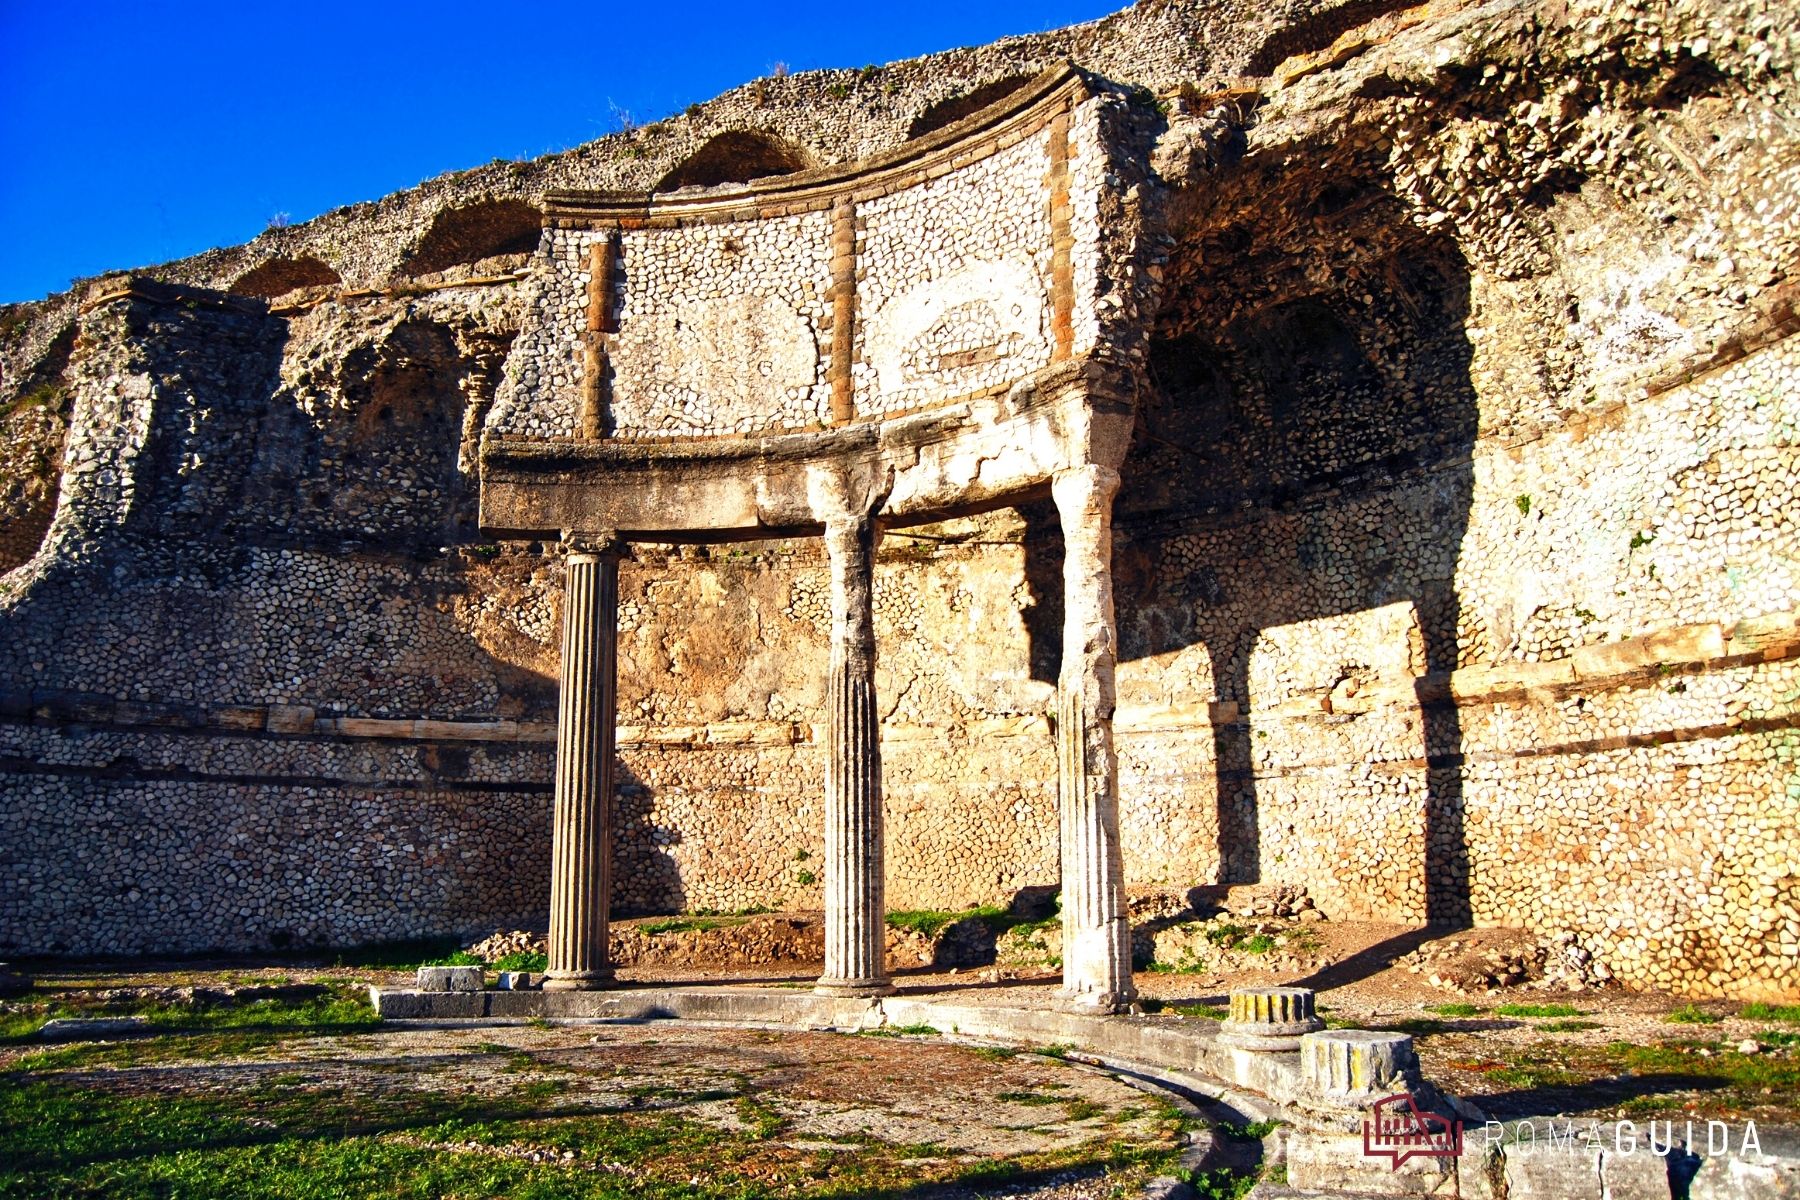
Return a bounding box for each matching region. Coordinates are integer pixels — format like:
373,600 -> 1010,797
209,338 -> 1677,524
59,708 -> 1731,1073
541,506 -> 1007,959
1362,1093 -> 1464,1169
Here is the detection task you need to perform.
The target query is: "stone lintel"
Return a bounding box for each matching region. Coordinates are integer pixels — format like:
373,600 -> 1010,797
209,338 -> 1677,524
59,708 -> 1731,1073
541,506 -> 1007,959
477,360 -> 1135,541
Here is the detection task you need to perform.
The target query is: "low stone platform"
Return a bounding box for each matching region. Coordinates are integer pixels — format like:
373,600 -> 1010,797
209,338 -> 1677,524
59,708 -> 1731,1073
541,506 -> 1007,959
370,983 -> 1426,1130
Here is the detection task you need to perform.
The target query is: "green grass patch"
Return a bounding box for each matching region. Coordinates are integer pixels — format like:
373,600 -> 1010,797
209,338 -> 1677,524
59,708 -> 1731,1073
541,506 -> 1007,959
733,1094 -> 786,1140
1060,1098 -> 1104,1122
0,383 -> 62,420
1168,1003 -> 1228,1021
885,909 -> 964,938
426,950 -> 484,967
1185,1165 -> 1259,1200
0,1003 -> 75,1043
889,904 -> 1055,940
1283,927 -> 1324,954
997,1090 -> 1065,1107
1427,1002 -> 1485,1017
1145,958 -> 1207,975
1217,1118 -> 1283,1140
4,984 -> 377,1050
859,1023 -> 941,1040
1495,1003 -> 1583,1018
1486,1061 -> 1587,1089
1742,1002 -> 1800,1023
1605,1040 -> 1800,1094
492,951 -> 549,973
0,1072 -> 1183,1200
150,985 -> 379,1034
1467,1038 -> 1800,1119
1666,1005 -> 1722,1025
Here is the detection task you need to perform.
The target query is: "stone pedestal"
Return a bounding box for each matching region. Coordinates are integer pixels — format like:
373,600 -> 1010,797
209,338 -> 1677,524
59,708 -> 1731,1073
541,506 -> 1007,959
816,515 -> 892,997
544,534 -> 621,991
1220,986 -> 1325,1050
1300,1030 -> 1419,1102
417,965 -> 484,993
1052,466 -> 1136,1013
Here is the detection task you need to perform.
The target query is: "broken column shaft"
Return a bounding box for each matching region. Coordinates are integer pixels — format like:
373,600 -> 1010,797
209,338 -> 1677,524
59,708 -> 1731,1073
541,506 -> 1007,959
1053,464 -> 1136,1013
815,513 -> 892,997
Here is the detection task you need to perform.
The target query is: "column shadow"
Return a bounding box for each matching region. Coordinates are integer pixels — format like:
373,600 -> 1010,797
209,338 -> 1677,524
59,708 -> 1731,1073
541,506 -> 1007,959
1030,231 -> 1479,926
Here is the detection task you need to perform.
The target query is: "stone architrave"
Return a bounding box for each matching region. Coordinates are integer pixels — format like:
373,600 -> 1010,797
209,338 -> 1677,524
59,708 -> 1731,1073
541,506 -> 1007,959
544,531 -> 624,991
1052,465 -> 1136,1013
815,514 -> 893,997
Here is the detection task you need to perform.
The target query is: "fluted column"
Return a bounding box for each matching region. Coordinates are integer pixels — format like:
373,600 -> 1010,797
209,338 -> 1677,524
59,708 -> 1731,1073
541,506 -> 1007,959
815,514 -> 892,997
544,531 -> 622,991
1053,465 -> 1136,1013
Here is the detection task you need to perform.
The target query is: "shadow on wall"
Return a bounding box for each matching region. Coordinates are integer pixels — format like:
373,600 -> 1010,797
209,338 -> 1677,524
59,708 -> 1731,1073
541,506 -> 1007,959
611,761 -> 688,918
1024,235 -> 1479,926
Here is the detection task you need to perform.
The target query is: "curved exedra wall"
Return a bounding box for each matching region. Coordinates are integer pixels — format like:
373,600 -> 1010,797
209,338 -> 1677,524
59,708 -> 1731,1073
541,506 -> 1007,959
0,3 -> 1795,1001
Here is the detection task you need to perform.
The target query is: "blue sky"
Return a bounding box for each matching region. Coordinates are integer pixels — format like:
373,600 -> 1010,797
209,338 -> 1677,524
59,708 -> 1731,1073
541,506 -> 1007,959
0,1 -> 1123,304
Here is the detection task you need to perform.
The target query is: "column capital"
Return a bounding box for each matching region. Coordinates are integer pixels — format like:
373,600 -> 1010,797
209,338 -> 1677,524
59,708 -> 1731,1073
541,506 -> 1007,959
559,528 -> 626,559
1051,463 -> 1122,500
821,512 -> 879,553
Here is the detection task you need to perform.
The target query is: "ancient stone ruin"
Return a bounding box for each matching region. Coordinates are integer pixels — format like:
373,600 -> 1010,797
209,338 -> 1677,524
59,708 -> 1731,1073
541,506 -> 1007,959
0,0 -> 1795,1007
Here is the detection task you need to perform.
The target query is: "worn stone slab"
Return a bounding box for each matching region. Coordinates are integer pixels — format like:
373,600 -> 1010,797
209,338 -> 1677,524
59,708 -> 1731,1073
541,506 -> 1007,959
1504,1140 -> 1605,1200
1600,1145 -> 1677,1200
371,986 -> 884,1030
38,1016 -> 153,1041
1691,1152 -> 1800,1200
1287,1131 -> 1458,1196
862,997 -> 1314,1108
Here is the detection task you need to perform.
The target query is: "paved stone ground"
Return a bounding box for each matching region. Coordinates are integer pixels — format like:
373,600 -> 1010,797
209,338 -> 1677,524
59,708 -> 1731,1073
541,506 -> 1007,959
0,993 -> 1187,1198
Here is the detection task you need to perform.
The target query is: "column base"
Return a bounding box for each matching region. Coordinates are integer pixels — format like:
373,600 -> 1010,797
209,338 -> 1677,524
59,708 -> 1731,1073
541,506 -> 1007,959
1055,986 -> 1138,1016
814,976 -> 894,998
542,969 -> 616,991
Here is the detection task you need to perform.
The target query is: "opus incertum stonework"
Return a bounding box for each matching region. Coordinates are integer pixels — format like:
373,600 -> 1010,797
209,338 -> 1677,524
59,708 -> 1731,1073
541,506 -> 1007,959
1,0 -> 1797,1008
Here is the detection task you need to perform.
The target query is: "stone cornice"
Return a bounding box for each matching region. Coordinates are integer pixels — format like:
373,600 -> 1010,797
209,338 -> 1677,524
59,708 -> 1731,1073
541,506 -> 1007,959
542,65 -> 1087,228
